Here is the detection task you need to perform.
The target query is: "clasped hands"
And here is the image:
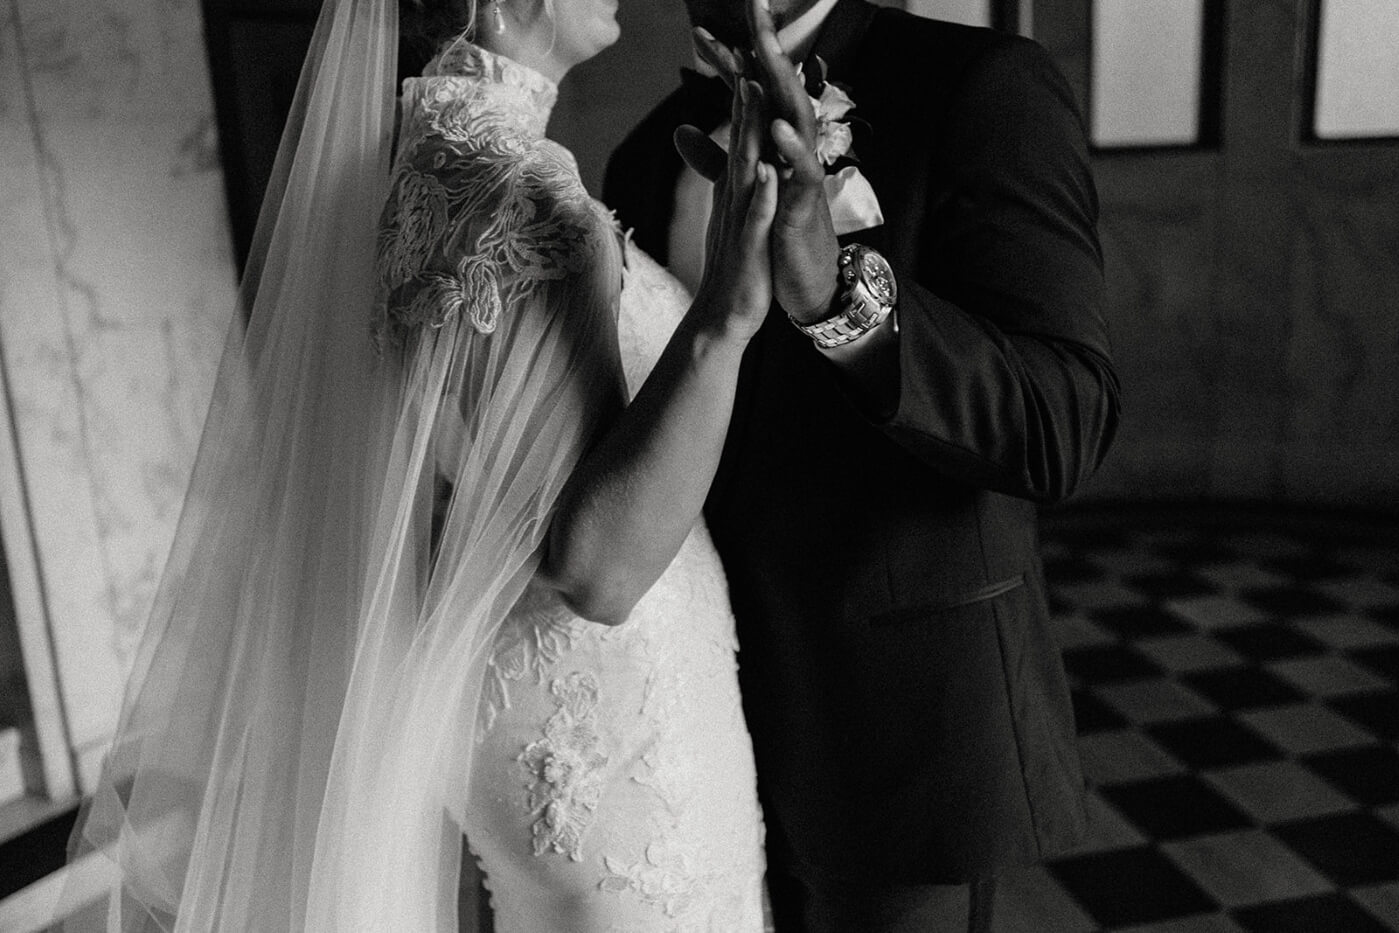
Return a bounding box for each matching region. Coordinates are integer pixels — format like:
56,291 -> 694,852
678,0 -> 839,337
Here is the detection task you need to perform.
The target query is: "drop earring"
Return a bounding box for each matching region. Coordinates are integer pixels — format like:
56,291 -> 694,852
489,0 -> 506,34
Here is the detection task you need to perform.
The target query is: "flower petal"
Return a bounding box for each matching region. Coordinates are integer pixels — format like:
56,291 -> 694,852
816,83 -> 855,122
825,166 -> 885,236
815,121 -> 854,166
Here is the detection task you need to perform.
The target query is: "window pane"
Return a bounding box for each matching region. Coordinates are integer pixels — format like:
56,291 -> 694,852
1091,0 -> 1205,148
1314,0 -> 1399,139
901,0 -> 992,28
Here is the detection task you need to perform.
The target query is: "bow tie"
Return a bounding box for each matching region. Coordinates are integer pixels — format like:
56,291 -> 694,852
677,67 -> 732,131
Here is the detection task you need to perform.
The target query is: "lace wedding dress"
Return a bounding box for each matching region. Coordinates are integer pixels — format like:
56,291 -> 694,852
377,39 -> 767,932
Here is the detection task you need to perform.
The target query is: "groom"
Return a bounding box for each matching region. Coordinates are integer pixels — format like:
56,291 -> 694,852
606,0 -> 1119,929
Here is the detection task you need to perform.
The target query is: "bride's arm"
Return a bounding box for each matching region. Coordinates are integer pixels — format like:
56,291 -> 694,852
540,81 -> 773,625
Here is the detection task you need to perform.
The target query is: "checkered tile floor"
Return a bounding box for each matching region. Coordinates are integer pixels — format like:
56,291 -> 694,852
990,508 -> 1399,932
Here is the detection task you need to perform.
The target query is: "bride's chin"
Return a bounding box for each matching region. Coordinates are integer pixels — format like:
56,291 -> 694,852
590,17 -> 622,55
569,23 -> 621,68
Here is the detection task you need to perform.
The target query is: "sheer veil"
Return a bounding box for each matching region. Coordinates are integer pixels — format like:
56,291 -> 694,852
63,0 -> 622,927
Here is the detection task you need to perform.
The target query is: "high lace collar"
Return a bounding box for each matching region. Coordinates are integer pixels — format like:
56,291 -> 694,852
422,38 -> 558,139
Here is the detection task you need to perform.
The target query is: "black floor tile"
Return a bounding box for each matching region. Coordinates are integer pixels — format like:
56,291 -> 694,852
1072,688 -> 1129,734
1215,624 -> 1328,662
1181,665 -> 1308,711
1368,603 -> 1399,627
1274,812 -> 1399,886
1048,845 -> 1218,928
1302,746 -> 1399,807
1048,526 -> 1134,552
1101,775 -> 1253,840
1043,556 -> 1111,584
1150,539 -> 1239,563
1146,716 -> 1285,770
1327,689 -> 1399,741
1090,604 -> 1197,639
1260,555 -> 1352,582
1350,645 -> 1399,684
1123,572 -> 1218,600
1242,586 -> 1347,617
1062,645 -> 1163,685
1232,893 -> 1393,933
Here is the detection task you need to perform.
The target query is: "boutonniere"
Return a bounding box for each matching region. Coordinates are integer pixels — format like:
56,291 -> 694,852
802,57 -> 884,236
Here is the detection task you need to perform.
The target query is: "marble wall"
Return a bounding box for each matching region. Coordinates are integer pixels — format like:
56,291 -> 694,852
0,0 -> 235,795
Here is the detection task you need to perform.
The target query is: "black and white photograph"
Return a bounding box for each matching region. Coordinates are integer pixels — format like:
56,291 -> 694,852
0,0 -> 1395,930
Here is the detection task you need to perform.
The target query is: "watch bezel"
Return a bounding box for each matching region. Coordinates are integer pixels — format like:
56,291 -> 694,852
853,246 -> 897,308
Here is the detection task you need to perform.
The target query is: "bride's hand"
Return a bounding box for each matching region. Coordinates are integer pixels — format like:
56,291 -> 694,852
676,79 -> 778,343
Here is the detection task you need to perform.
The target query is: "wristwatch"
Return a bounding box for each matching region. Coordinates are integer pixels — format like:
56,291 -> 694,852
790,244 -> 898,349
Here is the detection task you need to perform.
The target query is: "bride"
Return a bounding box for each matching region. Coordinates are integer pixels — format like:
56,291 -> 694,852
64,0 -> 779,929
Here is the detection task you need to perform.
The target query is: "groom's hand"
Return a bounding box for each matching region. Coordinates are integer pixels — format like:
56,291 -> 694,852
745,0 -> 839,325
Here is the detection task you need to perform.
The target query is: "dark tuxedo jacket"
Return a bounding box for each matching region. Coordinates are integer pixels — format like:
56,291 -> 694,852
605,0 -> 1119,885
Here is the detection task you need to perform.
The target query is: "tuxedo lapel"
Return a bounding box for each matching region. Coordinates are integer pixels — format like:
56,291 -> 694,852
808,0 -> 877,84
810,0 -> 888,254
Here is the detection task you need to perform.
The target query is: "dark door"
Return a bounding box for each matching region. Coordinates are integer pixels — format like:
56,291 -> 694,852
202,0 -> 321,272
1035,0 -> 1399,508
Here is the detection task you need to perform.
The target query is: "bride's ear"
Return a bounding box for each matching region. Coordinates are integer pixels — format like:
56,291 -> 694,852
675,125 -> 726,182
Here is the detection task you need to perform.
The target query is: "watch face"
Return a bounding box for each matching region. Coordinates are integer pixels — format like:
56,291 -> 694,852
860,251 -> 896,305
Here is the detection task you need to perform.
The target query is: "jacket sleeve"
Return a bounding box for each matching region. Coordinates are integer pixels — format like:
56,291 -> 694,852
876,36 -> 1120,503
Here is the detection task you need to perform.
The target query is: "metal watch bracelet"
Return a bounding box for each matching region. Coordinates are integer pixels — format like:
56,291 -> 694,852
790,245 -> 897,350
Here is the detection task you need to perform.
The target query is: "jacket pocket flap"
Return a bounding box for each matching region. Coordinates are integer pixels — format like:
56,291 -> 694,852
868,573 -> 1026,627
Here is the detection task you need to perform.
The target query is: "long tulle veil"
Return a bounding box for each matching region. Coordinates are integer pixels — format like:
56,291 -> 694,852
62,0 -> 622,927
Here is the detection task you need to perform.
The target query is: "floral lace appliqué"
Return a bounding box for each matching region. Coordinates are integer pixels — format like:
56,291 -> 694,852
373,40 -> 603,350
601,840 -> 702,919
520,671 -> 608,861
429,39 -> 558,140
600,837 -> 753,933
480,595 -> 580,733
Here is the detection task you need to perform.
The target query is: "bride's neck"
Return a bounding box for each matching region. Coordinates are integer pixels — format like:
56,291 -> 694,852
477,30 -> 569,84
